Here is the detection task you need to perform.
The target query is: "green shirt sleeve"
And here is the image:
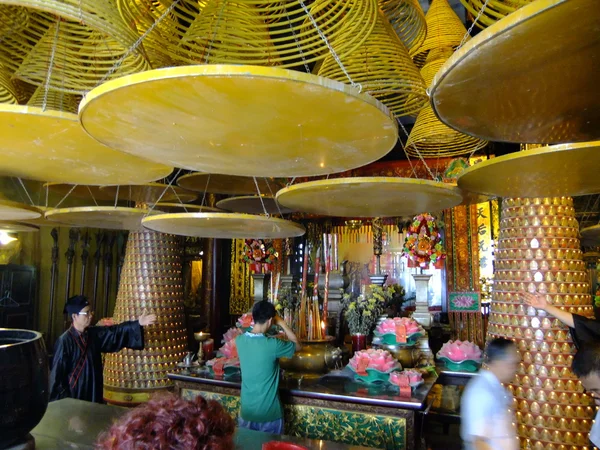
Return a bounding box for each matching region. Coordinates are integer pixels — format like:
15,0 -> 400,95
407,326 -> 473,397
274,338 -> 296,359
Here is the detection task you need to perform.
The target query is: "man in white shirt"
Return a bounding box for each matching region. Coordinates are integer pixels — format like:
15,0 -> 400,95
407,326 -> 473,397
572,344 -> 600,448
461,338 -> 520,450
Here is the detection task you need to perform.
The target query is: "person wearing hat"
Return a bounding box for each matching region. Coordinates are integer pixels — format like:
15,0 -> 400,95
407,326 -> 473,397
49,295 -> 156,403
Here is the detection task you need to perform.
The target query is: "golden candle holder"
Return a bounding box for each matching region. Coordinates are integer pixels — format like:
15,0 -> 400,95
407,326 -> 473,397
194,332 -> 211,363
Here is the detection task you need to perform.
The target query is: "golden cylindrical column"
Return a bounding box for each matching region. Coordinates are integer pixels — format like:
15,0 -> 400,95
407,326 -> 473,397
103,230 -> 187,405
487,197 -> 595,449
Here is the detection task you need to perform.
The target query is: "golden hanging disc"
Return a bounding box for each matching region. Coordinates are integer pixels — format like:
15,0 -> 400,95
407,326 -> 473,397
216,196 -> 293,215
153,203 -> 221,213
0,105 -> 172,184
142,213 -> 306,239
580,226 -> 600,247
79,65 -> 398,177
177,173 -> 284,196
276,177 -> 462,217
0,222 -> 39,232
0,200 -> 41,220
44,183 -> 116,202
45,206 -> 153,230
457,142 -> 600,198
100,184 -> 197,204
430,0 -> 600,144
447,183 -> 496,206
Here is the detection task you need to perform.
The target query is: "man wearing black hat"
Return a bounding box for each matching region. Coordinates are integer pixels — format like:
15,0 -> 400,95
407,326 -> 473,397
49,295 -> 156,403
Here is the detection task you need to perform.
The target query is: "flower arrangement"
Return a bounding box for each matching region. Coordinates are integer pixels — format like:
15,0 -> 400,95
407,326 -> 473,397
342,285 -> 395,335
243,239 -> 277,265
275,286 -> 300,312
348,349 -> 400,373
437,340 -> 482,363
402,213 -> 445,268
222,327 -> 243,344
236,313 -> 254,330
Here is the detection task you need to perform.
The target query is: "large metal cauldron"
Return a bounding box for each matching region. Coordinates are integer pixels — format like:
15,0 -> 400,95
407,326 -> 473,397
0,329 -> 49,449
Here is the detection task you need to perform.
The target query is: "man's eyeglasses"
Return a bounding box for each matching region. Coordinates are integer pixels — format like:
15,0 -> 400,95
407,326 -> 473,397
78,311 -> 94,316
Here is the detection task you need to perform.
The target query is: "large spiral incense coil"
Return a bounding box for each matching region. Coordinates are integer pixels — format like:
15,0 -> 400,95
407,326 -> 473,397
378,0 -> 427,55
116,0 -> 204,67
317,10 -> 427,118
0,66 -> 20,105
405,50 -> 487,157
103,230 -> 188,405
134,0 -> 378,68
26,86 -> 81,114
412,0 -> 468,67
487,197 -> 594,449
461,0 -> 534,29
0,1 -> 149,94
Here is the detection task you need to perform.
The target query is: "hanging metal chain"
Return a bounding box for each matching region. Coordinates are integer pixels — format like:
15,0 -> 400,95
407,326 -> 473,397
265,178 -> 284,216
397,119 -> 437,180
253,177 -> 269,218
200,173 -> 211,207
297,0 -> 362,92
95,0 -> 183,89
147,168 -> 183,215
284,5 -> 311,73
458,0 -> 491,49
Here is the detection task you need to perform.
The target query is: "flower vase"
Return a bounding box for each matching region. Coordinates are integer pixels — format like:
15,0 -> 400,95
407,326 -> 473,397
351,333 -> 367,353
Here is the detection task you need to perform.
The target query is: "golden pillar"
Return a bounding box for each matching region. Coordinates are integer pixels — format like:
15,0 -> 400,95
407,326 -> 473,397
487,197 -> 595,448
103,230 -> 187,405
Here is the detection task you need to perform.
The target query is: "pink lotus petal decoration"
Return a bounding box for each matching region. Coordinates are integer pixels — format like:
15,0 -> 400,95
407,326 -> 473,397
389,370 -> 423,386
218,338 -> 239,359
236,313 -> 254,329
348,349 -> 400,373
375,317 -> 422,336
207,356 -> 240,368
437,340 -> 482,362
223,327 -> 243,343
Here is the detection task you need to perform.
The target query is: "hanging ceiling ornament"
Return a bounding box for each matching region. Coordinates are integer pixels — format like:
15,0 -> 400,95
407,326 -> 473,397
177,173 -> 284,196
153,203 -> 221,213
100,183 -> 197,204
458,141 -> 600,198
405,49 -> 487,157
276,177 -> 462,217
430,0 -> 600,144
0,199 -> 41,220
317,9 -> 427,118
79,65 -> 398,177
142,213 -> 306,239
216,196 -> 293,215
45,206 -> 154,230
581,225 -> 600,247
411,0 -> 468,67
460,0 -> 535,30
378,0 -> 427,56
44,183 -> 117,203
0,3 -> 149,94
122,0 -> 377,68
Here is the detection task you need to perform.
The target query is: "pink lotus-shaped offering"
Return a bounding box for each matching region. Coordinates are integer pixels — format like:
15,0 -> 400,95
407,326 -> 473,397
207,357 -> 240,368
437,340 -> 482,362
376,317 -> 422,336
236,313 -> 254,329
389,370 -> 423,387
223,327 -> 243,343
217,339 -> 238,359
348,349 -> 400,373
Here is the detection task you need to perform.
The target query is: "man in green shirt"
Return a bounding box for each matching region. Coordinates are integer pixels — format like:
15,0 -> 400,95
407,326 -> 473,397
236,300 -> 301,434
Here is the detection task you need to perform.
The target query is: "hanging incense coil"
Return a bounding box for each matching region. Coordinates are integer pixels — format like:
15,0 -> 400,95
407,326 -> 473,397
378,0 -> 427,55
139,0 -> 378,68
488,197 -> 594,448
461,0 -> 534,29
0,66 -> 20,105
103,230 -> 187,404
412,0 -> 468,67
405,51 -> 487,157
26,85 -> 80,113
317,9 -> 427,118
0,1 -> 149,94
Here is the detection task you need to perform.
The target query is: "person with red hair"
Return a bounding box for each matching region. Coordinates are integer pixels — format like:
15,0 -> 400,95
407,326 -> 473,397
96,393 -> 235,450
